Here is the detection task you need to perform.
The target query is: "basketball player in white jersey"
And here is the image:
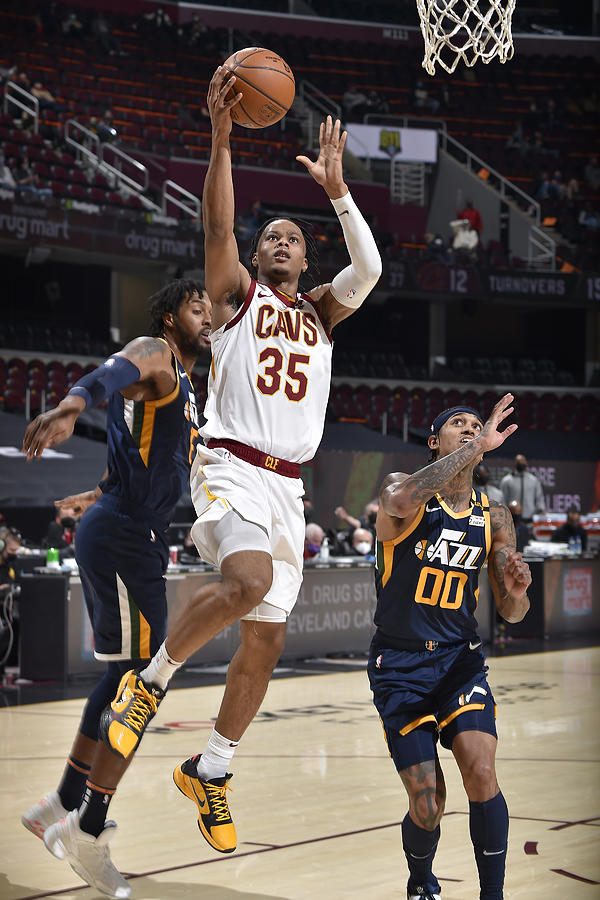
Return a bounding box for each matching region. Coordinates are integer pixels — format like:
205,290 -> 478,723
101,65 -> 382,852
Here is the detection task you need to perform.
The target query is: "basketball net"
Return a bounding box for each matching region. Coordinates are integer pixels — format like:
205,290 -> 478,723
416,0 -> 516,75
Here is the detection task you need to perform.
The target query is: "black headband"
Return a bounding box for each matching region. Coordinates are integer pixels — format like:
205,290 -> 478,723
430,406 -> 482,435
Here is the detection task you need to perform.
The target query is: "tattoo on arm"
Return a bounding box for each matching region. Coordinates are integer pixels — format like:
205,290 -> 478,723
404,439 -> 484,506
125,336 -> 167,362
489,500 -> 529,620
489,500 -> 515,539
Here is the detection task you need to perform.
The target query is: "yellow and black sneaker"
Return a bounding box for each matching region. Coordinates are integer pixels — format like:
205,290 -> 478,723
99,670 -> 164,759
173,756 -> 236,853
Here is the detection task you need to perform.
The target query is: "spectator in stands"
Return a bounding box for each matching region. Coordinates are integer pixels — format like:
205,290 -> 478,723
584,155 -> 600,191
91,110 -> 118,144
44,505 -> 77,551
16,70 -> 31,92
335,498 -> 378,542
457,199 -> 482,234
535,171 -> 552,202
505,121 -> 529,157
349,526 -> 375,559
343,84 -> 369,121
507,500 -> 530,554
473,463 -> 503,503
61,11 -> 84,38
13,155 -> 52,197
31,81 -> 62,114
143,7 -> 173,31
91,13 -> 124,57
304,522 -> 325,559
0,526 -> 21,593
531,131 -> 559,161
413,80 -> 439,114
500,454 -> 545,527
235,200 -> 267,241
184,14 -> 208,47
550,505 -> 588,552
578,201 -> 599,233
423,232 -> 454,265
365,90 -> 390,118
0,152 -> 16,190
450,218 -> 478,256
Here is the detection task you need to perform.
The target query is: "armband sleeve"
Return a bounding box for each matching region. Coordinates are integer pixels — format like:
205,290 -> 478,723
329,190 -> 382,309
68,357 -> 141,408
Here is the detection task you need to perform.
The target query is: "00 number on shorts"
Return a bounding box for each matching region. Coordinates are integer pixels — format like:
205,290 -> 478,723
415,567 -> 468,609
257,347 -> 310,401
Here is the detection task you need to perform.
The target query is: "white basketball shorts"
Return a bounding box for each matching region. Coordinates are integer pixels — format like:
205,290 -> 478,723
189,444 -> 306,620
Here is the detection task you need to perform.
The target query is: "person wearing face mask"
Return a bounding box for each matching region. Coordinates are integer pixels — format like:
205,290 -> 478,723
304,521 -> 325,559
44,505 -> 78,551
350,526 -> 375,560
473,463 -> 503,504
500,454 -> 545,526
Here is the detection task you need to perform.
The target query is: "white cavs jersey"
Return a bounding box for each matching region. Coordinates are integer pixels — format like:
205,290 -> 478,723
201,277 -> 333,463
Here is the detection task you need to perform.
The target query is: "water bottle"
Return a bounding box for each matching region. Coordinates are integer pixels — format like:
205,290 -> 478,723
319,536 -> 330,562
46,547 -> 60,569
575,534 -> 582,556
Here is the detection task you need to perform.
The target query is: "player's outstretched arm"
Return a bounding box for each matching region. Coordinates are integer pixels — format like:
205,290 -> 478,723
203,67 -> 250,327
298,116 -> 381,329
487,500 -> 531,622
381,394 -> 518,520
22,338 -> 171,460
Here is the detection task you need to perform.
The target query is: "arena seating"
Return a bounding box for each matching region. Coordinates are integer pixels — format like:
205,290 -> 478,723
2,353 -> 597,434
1,6 -> 597,234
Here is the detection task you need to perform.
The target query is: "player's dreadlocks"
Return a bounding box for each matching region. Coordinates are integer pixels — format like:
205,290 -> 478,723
248,216 -> 320,292
148,279 -> 204,338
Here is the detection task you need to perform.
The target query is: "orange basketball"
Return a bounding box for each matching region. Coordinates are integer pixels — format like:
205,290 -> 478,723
222,47 -> 295,129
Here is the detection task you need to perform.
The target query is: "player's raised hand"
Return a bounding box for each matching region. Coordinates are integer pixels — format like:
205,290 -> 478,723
296,115 -> 348,199
479,393 -> 518,453
503,550 -> 531,599
206,66 -> 242,132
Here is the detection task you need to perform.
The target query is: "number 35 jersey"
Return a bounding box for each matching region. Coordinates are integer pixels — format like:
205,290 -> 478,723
201,277 -> 333,463
374,489 -> 492,644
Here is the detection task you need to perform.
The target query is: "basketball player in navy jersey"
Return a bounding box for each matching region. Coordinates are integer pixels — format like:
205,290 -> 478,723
369,395 -> 531,900
20,280 -> 211,898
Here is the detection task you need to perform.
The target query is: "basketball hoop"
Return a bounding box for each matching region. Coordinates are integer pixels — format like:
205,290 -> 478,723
416,0 -> 516,76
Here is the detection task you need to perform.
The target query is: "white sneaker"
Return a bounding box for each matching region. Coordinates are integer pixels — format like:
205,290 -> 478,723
21,790 -> 68,840
44,810 -> 131,899
408,892 -> 441,900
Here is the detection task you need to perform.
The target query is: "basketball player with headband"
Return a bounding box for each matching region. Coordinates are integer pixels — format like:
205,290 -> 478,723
369,398 -> 531,900
101,65 -> 382,853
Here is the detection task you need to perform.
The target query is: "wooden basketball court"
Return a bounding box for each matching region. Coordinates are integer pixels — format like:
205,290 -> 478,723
1,646 -> 598,899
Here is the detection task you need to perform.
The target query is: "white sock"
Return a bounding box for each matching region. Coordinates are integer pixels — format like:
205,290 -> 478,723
139,641 -> 184,691
196,728 -> 239,781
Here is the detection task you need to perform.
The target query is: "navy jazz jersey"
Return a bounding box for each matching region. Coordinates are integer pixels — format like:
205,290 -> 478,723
374,489 -> 492,645
99,342 -> 200,531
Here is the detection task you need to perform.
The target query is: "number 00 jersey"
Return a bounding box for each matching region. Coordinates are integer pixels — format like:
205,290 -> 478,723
201,278 -> 333,464
374,489 -> 492,644
100,344 -> 200,531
